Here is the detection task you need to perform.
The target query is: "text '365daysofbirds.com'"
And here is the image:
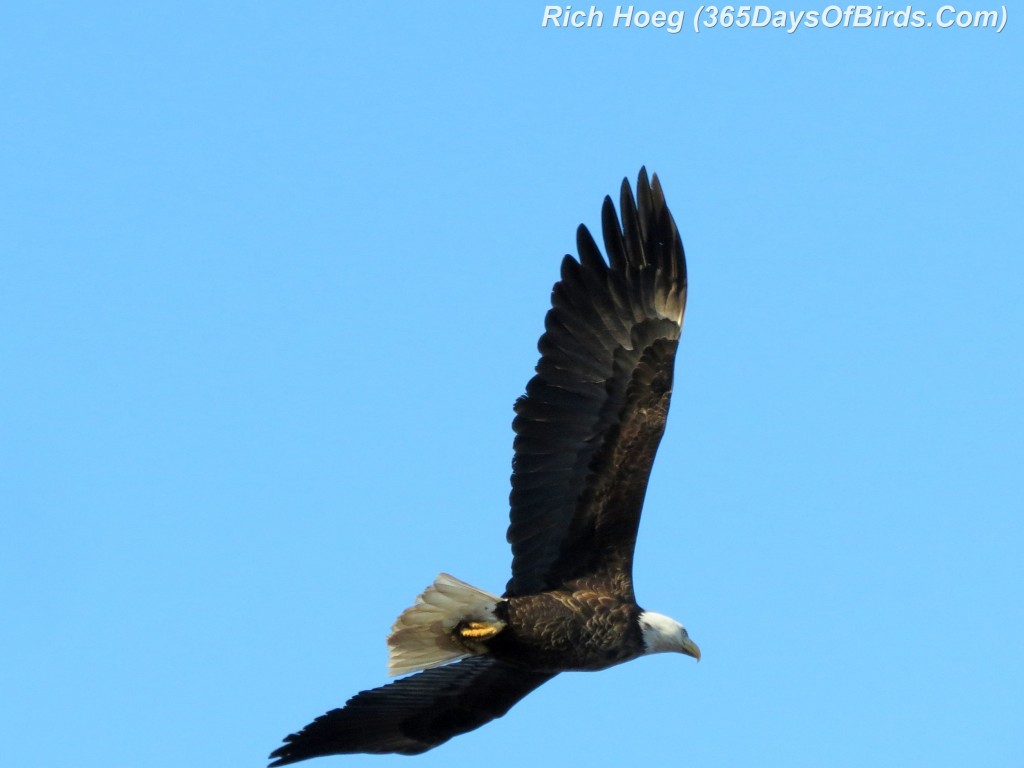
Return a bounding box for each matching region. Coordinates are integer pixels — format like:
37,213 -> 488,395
540,5 -> 1008,34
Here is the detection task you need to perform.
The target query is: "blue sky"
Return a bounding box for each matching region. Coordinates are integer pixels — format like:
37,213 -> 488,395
3,3 -> 1022,767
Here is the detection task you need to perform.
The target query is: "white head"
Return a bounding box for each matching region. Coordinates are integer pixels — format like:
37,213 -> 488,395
638,611 -> 701,660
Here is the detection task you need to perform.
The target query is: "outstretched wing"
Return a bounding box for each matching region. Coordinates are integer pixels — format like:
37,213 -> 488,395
506,168 -> 687,599
268,658 -> 555,764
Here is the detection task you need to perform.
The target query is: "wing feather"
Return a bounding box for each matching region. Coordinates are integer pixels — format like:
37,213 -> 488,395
269,658 -> 554,764
505,168 -> 687,598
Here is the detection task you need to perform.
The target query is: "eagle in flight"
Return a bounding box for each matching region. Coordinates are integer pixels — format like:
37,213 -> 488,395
270,168 -> 698,765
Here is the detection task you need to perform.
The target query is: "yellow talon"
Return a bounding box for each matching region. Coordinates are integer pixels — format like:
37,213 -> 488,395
458,621 -> 500,640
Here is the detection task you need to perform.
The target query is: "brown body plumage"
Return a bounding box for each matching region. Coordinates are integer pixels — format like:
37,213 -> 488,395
488,588 -> 644,672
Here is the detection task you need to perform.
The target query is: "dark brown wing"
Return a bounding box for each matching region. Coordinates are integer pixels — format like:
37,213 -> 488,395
505,168 -> 687,600
268,658 -> 555,764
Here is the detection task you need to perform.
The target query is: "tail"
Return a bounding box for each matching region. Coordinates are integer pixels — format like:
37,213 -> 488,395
387,574 -> 505,677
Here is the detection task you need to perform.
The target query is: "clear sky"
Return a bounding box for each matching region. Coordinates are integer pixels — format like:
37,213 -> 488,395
3,4 -> 1022,767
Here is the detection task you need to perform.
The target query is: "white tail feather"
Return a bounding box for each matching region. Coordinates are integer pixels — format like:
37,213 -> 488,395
387,573 -> 503,677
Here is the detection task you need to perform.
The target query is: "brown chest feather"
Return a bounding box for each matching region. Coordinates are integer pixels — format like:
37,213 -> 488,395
487,590 -> 643,672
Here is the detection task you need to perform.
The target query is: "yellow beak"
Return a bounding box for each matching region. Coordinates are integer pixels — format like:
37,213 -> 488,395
681,636 -> 701,661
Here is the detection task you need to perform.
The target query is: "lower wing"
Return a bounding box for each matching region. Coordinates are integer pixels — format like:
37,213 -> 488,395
269,657 -> 555,764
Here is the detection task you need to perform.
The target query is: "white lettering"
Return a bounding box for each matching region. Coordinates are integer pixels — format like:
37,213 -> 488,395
937,5 -> 998,28
665,10 -> 685,33
821,5 -> 844,28
852,5 -> 872,26
541,5 -> 563,27
613,4 -> 633,27
542,5 -> 604,28
577,6 -> 603,27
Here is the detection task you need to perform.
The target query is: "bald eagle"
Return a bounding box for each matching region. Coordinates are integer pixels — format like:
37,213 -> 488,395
269,169 -> 698,765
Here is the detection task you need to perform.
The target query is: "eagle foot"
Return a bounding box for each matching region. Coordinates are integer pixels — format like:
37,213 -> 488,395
456,620 -> 501,641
